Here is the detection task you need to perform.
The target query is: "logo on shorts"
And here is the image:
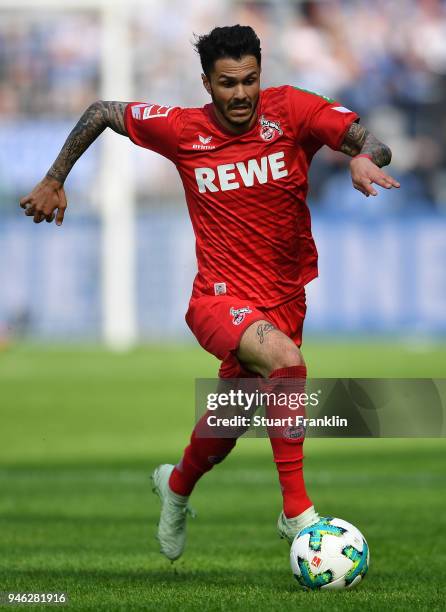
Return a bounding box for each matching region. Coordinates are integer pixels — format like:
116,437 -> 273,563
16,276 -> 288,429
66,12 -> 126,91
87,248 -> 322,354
230,306 -> 252,326
259,115 -> 283,141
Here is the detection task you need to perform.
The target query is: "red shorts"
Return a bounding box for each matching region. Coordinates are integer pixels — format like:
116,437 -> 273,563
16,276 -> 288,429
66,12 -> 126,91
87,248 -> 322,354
185,289 -> 307,379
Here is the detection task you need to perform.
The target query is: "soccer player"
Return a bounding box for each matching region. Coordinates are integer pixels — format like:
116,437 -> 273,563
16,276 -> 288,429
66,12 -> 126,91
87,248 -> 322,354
20,25 -> 399,561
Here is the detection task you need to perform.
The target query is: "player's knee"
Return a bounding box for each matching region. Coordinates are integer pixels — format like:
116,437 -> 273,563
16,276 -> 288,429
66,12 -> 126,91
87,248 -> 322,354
267,341 -> 304,375
237,320 -> 305,378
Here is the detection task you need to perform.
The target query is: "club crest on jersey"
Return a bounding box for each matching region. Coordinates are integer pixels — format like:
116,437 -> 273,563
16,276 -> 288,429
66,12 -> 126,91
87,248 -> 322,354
230,306 -> 252,326
259,115 -> 283,141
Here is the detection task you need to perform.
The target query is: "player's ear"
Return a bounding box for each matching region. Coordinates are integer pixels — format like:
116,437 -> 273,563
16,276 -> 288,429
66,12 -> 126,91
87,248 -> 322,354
202,73 -> 212,96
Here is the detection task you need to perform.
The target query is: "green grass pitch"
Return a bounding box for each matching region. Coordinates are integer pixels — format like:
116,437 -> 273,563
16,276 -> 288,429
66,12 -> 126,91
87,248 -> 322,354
0,341 -> 445,611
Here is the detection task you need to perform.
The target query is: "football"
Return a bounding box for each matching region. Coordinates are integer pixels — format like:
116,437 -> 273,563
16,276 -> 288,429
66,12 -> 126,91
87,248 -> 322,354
290,517 -> 369,590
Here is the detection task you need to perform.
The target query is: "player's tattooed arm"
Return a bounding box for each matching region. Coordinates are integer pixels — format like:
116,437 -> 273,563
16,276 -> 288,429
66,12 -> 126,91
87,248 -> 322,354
19,101 -> 129,224
340,122 -> 392,168
341,122 -> 400,197
46,101 -> 129,184
256,323 -> 277,344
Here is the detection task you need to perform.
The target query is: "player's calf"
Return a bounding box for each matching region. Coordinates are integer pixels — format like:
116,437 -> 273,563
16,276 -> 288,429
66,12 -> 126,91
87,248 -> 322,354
237,326 -> 318,537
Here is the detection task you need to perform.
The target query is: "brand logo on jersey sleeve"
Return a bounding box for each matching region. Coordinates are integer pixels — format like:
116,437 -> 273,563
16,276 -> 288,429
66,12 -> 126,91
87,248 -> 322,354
259,115 -> 283,141
131,103 -> 175,120
142,105 -> 175,119
131,104 -> 149,119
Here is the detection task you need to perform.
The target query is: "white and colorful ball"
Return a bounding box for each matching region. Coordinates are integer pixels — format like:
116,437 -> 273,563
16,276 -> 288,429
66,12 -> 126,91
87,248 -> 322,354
290,517 -> 369,590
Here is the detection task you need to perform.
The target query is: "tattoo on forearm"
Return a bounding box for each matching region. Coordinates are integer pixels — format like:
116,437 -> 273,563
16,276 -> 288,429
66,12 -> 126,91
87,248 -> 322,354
339,122 -> 366,156
256,323 -> 276,344
340,122 -> 392,167
46,101 -> 128,183
360,131 -> 392,167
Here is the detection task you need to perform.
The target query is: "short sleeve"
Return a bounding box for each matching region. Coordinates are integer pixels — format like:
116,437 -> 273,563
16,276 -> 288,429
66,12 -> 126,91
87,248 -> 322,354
286,86 -> 360,151
124,102 -> 184,163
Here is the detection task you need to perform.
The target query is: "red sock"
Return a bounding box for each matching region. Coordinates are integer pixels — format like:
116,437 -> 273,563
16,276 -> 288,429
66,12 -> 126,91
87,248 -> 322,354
267,365 -> 313,518
169,413 -> 237,496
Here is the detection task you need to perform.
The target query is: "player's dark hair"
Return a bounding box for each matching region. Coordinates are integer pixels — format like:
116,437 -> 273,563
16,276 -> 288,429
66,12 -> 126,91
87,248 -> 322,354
193,25 -> 261,76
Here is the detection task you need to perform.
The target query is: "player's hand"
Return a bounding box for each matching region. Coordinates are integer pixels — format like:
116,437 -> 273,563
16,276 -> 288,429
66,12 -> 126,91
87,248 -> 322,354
350,157 -> 400,197
19,175 -> 67,225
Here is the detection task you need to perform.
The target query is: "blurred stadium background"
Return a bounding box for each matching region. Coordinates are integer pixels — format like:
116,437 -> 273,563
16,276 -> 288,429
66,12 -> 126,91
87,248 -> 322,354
0,2 -> 445,609
0,0 -> 445,347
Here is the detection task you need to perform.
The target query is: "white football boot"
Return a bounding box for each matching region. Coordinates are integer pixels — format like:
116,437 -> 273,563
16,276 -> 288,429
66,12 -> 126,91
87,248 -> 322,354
151,464 -> 195,561
277,505 -> 320,545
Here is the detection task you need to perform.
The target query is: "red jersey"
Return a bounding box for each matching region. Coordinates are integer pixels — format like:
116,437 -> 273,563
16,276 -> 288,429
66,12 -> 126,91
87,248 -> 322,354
124,86 -> 359,308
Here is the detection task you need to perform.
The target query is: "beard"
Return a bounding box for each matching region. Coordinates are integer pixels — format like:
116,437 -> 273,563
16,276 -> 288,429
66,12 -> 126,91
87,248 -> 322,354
210,87 -> 257,127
